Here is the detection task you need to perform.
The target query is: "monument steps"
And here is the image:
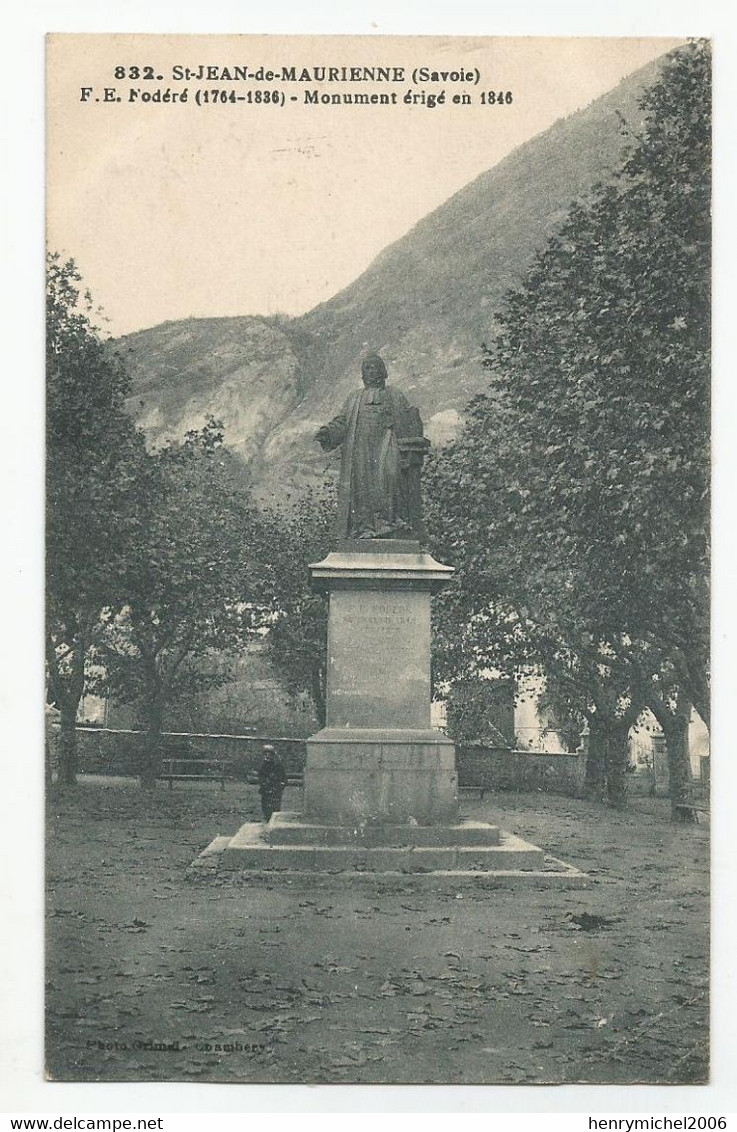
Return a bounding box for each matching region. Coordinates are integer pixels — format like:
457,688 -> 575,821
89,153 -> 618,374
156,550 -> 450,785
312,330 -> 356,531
223,824 -> 542,871
189,817 -> 588,886
191,825 -> 588,887
263,812 -> 500,847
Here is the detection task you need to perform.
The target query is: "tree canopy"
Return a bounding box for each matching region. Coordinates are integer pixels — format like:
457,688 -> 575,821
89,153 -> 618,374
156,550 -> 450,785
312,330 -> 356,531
96,419 -> 273,786
425,41 -> 710,809
46,253 -> 147,784
260,483 -> 335,727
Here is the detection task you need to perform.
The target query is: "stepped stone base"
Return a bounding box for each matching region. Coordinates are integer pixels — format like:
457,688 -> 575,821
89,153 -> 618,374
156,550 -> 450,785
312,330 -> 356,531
191,812 -> 589,887
263,811 -> 499,847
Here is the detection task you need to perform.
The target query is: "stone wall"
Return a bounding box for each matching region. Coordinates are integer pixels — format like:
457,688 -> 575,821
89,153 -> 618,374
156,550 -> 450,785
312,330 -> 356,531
68,727 -> 307,778
458,743 -> 586,796
65,729 -> 586,796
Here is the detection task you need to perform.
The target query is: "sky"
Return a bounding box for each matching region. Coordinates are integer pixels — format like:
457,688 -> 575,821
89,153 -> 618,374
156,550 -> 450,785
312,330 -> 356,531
46,34 -> 683,337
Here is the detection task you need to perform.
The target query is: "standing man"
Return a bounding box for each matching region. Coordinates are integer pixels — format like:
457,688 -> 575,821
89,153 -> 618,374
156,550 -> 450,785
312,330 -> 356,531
257,744 -> 288,822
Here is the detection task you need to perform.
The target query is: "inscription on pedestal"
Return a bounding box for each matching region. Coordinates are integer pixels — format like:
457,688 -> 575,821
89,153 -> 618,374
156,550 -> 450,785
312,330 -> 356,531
327,588 -> 431,729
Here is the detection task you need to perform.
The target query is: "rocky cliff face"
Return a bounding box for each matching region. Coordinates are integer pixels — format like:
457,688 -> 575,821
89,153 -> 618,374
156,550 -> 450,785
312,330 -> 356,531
120,316 -> 309,470
118,55 -> 666,498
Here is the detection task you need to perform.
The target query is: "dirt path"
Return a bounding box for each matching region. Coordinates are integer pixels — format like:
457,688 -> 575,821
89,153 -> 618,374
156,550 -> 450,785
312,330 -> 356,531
46,782 -> 709,1084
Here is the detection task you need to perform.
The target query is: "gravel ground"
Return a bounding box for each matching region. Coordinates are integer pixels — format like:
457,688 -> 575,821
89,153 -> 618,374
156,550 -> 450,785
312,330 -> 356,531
45,779 -> 709,1085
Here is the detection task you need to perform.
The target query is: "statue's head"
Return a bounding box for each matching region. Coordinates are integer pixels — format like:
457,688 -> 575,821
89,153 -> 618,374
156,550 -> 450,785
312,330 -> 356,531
361,353 -> 388,389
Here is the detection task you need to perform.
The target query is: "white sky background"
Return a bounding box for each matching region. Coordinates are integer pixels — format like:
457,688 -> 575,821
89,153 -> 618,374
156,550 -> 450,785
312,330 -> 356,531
47,35 -> 682,337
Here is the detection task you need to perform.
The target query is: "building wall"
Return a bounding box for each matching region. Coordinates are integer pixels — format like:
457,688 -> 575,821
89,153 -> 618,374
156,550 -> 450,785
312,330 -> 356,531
514,675 -> 568,753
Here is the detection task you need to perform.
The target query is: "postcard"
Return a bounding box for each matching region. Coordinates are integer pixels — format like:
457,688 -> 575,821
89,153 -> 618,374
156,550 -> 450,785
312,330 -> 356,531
44,32 -> 710,1089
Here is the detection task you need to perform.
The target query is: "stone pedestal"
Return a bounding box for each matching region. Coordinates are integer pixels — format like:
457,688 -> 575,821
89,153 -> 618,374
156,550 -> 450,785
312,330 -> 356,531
305,542 -> 457,827
194,541 -> 588,886
304,729 -> 457,826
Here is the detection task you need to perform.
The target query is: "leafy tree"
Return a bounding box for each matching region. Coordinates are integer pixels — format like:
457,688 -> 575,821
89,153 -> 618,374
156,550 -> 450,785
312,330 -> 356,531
96,420 -> 271,788
426,42 -> 710,815
46,254 -> 146,786
261,483 -> 335,727
429,578 -> 646,806
444,675 -> 515,746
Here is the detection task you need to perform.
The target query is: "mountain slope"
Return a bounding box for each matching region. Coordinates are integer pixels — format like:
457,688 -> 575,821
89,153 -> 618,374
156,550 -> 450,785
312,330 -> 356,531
120,53 -> 669,497
120,315 -> 310,467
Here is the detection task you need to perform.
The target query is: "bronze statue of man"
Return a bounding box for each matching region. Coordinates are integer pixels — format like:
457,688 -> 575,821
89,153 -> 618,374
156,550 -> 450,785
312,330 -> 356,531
315,353 -> 430,541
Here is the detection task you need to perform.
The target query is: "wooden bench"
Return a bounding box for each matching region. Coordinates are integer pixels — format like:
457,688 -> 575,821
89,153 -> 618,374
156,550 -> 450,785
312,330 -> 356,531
459,784 -> 490,800
160,758 -> 226,790
674,802 -> 709,823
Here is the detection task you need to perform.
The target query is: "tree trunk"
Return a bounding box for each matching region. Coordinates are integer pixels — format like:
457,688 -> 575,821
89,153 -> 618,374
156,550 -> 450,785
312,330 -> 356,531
604,721 -> 630,809
57,700 -> 78,787
690,683 -> 710,734
681,645 -> 710,733
583,714 -> 606,801
45,739 -> 53,788
140,694 -> 164,790
662,711 -> 696,821
647,690 -> 696,822
47,628 -> 87,788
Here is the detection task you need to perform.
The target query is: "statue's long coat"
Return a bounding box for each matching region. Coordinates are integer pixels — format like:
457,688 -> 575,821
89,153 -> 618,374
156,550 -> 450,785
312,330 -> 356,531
321,385 -> 415,540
